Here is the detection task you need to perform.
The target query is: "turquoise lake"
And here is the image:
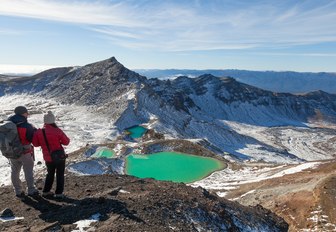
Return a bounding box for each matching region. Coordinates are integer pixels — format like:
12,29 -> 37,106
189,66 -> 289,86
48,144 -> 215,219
126,126 -> 147,139
91,148 -> 115,158
125,152 -> 225,183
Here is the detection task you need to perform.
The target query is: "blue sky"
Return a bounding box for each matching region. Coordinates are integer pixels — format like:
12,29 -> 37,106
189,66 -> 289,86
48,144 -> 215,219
1,0 -> 336,74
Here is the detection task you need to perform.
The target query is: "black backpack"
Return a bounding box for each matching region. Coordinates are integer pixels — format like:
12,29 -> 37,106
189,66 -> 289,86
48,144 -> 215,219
0,120 -> 24,159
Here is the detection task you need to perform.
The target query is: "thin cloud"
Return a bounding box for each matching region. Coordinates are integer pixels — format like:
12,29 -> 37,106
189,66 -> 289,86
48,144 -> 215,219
0,0 -> 142,27
255,52 -> 336,57
90,27 -> 143,40
1,0 -> 336,51
0,29 -> 22,35
0,64 -> 56,75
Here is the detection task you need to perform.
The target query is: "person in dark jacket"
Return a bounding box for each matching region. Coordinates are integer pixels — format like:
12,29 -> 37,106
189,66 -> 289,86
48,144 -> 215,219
8,106 -> 38,198
32,111 -> 70,198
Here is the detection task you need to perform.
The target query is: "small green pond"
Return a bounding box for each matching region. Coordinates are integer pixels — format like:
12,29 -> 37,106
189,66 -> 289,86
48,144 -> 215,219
91,148 -> 115,158
125,152 -> 225,183
126,125 -> 147,139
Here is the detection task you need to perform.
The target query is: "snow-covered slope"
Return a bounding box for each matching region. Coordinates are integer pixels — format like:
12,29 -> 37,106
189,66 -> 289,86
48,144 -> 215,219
135,69 -> 336,94
133,74 -> 336,162
0,57 -> 336,165
0,67 -> 72,95
0,94 -> 118,186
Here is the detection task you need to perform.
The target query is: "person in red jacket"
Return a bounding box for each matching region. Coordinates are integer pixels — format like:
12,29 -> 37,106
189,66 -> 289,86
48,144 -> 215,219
32,111 -> 70,198
8,106 -> 39,198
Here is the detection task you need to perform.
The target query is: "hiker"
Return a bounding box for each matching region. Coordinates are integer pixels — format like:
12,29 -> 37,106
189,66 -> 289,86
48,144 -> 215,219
7,106 -> 39,198
32,111 -> 70,198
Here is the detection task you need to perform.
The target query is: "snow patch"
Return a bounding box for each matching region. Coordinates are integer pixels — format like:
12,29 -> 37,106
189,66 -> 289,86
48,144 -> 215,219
302,206 -> 336,231
191,162 -> 321,192
0,216 -> 24,222
119,189 -> 130,194
231,190 -> 256,201
269,162 -> 320,178
72,213 -> 101,232
0,94 -> 118,186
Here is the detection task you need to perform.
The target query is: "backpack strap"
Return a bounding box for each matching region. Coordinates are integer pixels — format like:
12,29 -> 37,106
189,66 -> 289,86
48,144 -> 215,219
42,129 -> 51,153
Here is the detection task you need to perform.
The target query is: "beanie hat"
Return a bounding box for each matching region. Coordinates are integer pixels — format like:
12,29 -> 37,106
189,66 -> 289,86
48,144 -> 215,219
44,111 -> 56,124
14,106 -> 28,115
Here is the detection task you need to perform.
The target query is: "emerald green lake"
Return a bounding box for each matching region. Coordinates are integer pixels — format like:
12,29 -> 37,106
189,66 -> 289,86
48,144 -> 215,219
91,148 -> 115,158
125,152 -> 225,183
126,126 -> 147,139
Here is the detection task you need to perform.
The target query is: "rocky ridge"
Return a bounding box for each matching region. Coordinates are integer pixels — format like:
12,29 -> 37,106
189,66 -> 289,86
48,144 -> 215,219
135,69 -> 336,94
1,57 -> 336,163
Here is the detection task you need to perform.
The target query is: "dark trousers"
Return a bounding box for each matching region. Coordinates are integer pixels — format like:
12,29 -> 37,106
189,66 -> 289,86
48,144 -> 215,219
43,160 -> 65,194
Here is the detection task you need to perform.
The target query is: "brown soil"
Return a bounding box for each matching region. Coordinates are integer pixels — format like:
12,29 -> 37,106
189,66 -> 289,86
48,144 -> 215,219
0,172 -> 288,232
226,160 -> 336,231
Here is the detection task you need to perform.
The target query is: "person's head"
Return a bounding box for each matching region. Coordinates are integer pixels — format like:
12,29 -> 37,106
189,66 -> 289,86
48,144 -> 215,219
44,111 -> 56,125
14,106 -> 28,118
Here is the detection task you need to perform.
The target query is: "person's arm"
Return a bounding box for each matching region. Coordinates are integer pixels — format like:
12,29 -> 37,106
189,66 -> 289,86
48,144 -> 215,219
59,130 -> 70,146
32,130 -> 40,147
26,123 -> 36,143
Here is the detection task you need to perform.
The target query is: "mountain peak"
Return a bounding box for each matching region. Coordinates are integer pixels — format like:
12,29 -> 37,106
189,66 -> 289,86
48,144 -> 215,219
87,56 -> 118,65
109,56 -> 118,63
36,56 -> 147,106
83,56 -> 124,71
72,56 -> 146,83
198,74 -> 217,80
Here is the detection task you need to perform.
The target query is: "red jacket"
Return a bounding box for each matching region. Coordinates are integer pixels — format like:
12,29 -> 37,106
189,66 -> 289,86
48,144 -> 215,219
8,114 -> 35,154
32,124 -> 70,162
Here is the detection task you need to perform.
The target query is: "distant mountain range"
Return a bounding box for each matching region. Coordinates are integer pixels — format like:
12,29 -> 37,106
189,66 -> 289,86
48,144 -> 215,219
1,57 -> 336,163
135,69 -> 336,94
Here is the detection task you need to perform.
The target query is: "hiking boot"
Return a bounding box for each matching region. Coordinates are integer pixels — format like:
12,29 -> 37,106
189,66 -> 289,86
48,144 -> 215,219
28,190 -> 39,197
15,191 -> 25,199
42,192 -> 54,197
54,194 -> 65,199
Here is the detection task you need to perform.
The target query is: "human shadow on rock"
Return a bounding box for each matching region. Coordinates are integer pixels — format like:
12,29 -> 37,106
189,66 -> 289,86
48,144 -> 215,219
22,196 -> 143,225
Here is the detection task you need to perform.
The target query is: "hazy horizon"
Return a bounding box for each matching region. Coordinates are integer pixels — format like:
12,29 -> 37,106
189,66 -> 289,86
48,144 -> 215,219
2,61 -> 336,76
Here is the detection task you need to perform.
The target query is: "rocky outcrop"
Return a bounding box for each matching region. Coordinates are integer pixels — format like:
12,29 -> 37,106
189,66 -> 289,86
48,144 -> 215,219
42,57 -> 146,104
0,173 -> 288,231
